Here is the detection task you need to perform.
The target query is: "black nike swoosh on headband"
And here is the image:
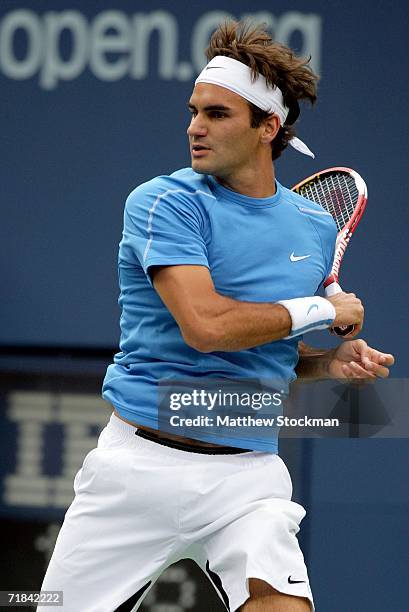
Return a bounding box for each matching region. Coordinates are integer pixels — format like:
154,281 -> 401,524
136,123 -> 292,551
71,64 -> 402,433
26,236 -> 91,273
205,66 -> 226,70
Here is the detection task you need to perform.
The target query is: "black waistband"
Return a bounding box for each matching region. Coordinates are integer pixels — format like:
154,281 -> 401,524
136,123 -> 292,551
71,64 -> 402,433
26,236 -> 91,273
135,428 -> 251,455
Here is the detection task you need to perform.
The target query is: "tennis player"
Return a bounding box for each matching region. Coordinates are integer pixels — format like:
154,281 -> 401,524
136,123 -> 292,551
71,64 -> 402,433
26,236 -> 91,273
38,21 -> 394,612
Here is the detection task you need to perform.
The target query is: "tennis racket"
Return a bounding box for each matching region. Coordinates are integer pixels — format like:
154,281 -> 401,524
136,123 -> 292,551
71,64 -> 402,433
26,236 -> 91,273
292,167 -> 368,336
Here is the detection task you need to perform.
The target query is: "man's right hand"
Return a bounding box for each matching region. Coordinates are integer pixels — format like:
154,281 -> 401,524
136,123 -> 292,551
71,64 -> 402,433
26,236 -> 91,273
326,292 -> 364,336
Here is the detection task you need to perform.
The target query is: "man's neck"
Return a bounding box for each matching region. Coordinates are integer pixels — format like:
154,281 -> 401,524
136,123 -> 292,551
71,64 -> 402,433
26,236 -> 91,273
215,162 -> 277,198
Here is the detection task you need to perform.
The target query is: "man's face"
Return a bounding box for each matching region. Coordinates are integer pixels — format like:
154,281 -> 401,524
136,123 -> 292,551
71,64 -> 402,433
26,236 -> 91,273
187,83 -> 263,180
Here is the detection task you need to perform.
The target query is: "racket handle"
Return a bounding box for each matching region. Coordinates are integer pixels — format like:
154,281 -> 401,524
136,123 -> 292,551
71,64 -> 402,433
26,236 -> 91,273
324,282 -> 355,336
332,324 -> 355,337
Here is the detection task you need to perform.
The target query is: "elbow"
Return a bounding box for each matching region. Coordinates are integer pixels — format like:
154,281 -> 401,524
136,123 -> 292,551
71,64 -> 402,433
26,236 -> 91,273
181,324 -> 219,353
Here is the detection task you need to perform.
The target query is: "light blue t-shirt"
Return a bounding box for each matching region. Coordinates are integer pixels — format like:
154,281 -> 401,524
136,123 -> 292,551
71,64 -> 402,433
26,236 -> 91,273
103,168 -> 336,452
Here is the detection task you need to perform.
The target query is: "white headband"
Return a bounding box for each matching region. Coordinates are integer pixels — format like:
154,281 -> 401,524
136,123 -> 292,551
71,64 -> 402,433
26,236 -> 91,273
195,55 -> 314,158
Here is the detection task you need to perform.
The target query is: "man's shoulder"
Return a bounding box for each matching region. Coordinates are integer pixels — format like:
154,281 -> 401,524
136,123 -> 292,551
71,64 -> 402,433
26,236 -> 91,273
281,184 -> 337,236
127,168 -> 214,205
280,183 -> 331,215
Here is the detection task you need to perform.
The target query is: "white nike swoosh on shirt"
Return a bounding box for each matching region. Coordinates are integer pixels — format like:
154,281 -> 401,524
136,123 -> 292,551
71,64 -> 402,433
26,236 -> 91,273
290,252 -> 311,262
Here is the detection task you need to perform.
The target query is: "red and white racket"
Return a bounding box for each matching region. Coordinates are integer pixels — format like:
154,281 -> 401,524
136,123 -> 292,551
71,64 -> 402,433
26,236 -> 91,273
292,167 -> 368,336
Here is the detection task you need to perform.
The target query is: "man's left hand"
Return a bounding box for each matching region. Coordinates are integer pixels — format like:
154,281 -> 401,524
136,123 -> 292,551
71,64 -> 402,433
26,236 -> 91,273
328,339 -> 395,380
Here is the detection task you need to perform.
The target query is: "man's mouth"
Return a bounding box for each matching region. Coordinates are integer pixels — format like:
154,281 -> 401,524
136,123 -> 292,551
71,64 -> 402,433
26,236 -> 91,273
191,144 -> 211,158
191,145 -> 210,152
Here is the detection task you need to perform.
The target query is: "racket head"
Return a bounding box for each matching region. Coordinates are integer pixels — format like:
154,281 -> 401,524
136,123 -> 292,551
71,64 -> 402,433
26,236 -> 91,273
292,167 -> 367,285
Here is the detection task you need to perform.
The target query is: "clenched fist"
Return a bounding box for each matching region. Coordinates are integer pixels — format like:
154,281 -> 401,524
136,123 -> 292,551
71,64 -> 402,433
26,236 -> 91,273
326,292 -> 364,337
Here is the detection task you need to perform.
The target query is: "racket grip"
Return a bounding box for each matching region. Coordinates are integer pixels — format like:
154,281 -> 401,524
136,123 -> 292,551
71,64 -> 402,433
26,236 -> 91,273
332,324 -> 355,337
324,282 -> 355,336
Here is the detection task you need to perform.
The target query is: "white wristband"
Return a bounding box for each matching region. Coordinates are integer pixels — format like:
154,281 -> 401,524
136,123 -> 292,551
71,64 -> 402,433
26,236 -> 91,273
277,296 -> 336,338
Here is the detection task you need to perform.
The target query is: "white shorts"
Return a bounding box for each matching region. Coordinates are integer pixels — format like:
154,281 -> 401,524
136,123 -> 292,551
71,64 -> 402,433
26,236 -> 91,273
38,413 -> 314,612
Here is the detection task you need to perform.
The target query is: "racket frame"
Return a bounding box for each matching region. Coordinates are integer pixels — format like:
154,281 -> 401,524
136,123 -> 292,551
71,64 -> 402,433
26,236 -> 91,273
292,167 -> 368,336
292,166 -> 367,289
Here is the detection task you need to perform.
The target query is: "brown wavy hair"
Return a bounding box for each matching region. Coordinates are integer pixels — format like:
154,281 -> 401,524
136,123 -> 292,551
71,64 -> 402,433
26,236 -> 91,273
206,20 -> 319,160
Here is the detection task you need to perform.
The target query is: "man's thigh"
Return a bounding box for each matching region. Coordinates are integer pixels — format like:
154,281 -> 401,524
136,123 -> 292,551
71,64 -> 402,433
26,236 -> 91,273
38,416 -> 183,611
193,455 -> 314,612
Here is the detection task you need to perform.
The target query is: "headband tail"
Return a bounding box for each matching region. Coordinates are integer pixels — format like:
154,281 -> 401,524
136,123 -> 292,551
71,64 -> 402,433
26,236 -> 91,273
289,136 -> 315,158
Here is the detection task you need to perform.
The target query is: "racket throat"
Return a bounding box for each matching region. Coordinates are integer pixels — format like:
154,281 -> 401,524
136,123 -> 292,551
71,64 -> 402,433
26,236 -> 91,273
323,277 -> 341,295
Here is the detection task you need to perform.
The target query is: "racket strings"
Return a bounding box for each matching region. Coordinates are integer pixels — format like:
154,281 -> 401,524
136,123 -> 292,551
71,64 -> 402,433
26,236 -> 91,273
297,173 -> 359,231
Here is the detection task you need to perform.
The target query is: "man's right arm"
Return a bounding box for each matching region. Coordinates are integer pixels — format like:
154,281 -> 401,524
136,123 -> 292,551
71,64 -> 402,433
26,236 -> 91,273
152,265 -> 364,352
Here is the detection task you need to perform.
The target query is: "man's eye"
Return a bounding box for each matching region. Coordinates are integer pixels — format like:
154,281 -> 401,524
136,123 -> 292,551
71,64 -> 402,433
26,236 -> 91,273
211,112 -> 225,118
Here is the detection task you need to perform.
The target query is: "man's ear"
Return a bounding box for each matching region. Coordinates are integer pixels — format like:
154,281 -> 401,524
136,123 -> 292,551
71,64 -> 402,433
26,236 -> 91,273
260,114 -> 281,144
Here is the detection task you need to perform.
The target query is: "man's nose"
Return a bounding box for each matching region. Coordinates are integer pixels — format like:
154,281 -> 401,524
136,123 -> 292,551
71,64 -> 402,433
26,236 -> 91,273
187,114 -> 208,137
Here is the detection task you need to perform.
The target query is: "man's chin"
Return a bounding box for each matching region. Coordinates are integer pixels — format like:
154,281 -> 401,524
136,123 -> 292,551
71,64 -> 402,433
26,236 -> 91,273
191,159 -> 215,175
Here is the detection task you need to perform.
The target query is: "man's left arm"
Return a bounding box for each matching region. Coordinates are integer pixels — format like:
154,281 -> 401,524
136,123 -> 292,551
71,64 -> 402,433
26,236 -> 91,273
296,339 -> 395,380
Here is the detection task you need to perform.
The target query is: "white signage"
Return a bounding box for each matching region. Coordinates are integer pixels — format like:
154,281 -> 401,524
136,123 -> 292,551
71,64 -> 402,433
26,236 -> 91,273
0,9 -> 322,89
4,391 -> 109,508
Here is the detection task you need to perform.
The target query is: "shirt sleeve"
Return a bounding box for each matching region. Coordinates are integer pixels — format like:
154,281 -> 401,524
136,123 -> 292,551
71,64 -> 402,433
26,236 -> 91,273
119,179 -> 210,284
